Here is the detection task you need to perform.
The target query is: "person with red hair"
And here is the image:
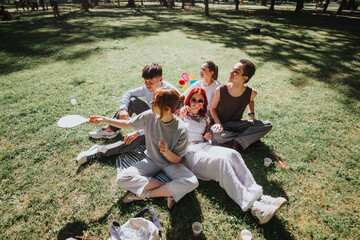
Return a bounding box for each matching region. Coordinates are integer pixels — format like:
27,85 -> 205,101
179,88 -> 286,224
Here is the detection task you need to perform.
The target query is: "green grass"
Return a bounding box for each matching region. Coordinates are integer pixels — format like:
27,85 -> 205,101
1,3 -> 359,240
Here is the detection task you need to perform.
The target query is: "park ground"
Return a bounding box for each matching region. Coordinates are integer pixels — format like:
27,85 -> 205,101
0,2 -> 359,239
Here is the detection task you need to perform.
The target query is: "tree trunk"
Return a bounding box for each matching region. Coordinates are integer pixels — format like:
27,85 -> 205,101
336,0 -> 346,14
322,0 -> 330,12
295,0 -> 304,12
94,0 -> 99,6
204,0 -> 209,16
126,0 -> 136,7
261,0 -> 267,5
82,0 -> 91,11
182,0 -> 184,8
235,0 -> 239,10
347,0 -> 355,9
269,0 -> 275,10
191,0 -> 195,6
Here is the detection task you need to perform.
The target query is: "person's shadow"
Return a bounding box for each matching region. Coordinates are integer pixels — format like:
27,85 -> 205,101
57,192 -> 204,240
166,191 -> 205,239
57,197 -> 150,240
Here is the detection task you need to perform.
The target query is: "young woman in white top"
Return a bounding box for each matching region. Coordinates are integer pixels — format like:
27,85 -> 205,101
179,88 -> 286,224
183,61 -> 221,116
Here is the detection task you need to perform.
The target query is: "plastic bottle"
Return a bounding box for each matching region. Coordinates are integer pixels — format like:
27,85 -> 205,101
138,226 -> 150,240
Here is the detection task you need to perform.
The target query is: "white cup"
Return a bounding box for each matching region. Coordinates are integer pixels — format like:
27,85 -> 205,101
192,222 -> 203,237
240,229 -> 252,240
264,158 -> 272,168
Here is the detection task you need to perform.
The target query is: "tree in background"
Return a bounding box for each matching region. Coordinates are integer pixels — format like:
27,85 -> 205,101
82,0 -> 92,11
346,0 -> 357,9
235,0 -> 240,10
126,0 -> 136,7
337,0 -> 346,14
205,0 -> 209,15
269,0 -> 275,10
295,0 -> 304,12
322,0 -> 331,12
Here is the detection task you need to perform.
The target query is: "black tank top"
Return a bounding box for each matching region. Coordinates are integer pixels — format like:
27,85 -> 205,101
216,85 -> 252,123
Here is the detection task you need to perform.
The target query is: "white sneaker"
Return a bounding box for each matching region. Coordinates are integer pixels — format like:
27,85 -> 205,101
88,127 -> 117,139
251,201 -> 278,224
260,195 -> 287,208
122,191 -> 147,203
76,145 -> 100,165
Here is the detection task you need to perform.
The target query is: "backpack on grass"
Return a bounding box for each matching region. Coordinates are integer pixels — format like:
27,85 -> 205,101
108,208 -> 161,240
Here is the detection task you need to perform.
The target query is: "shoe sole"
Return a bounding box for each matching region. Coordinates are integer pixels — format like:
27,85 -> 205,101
89,134 -> 117,139
258,206 -> 278,224
122,191 -> 145,203
75,145 -> 100,165
274,198 -> 287,209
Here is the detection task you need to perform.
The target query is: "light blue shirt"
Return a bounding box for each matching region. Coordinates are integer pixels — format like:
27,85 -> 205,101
120,81 -> 179,136
119,81 -> 179,111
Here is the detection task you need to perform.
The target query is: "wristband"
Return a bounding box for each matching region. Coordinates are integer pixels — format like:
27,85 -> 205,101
248,112 -> 255,116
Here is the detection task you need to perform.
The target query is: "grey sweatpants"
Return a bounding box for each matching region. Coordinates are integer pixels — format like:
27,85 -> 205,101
212,120 -> 272,150
109,96 -> 150,132
116,158 -> 199,202
97,135 -> 145,158
97,97 -> 149,158
184,143 -> 263,211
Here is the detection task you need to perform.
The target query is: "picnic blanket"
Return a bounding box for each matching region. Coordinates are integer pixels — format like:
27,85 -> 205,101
116,145 -> 171,183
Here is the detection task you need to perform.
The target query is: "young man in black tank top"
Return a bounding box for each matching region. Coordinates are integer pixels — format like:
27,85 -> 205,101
210,59 -> 272,150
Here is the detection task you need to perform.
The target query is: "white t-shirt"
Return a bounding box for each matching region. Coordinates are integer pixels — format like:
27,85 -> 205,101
182,114 -> 210,143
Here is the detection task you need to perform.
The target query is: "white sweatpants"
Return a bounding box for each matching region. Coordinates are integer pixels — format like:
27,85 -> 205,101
184,143 -> 263,211
116,158 -> 199,202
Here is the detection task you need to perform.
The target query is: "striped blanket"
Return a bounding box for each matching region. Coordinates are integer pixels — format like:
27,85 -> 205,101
116,145 -> 171,183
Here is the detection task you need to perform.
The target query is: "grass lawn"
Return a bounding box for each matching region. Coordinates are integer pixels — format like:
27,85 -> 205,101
1,2 -> 359,239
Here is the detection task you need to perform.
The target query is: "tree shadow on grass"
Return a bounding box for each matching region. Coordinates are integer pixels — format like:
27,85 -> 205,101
166,191 -> 205,239
2,7 -> 359,112
57,186 -> 203,239
57,195 -> 151,239
2,8 -> 359,103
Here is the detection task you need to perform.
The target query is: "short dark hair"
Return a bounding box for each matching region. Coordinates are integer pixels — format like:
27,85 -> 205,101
142,63 -> 162,79
204,60 -> 218,80
239,59 -> 256,83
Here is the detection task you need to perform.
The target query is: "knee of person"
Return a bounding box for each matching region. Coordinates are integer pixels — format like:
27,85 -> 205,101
230,150 -> 244,163
211,134 -> 221,145
185,175 -> 199,189
229,149 -> 240,158
129,96 -> 138,102
265,120 -> 273,128
115,173 -> 133,186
